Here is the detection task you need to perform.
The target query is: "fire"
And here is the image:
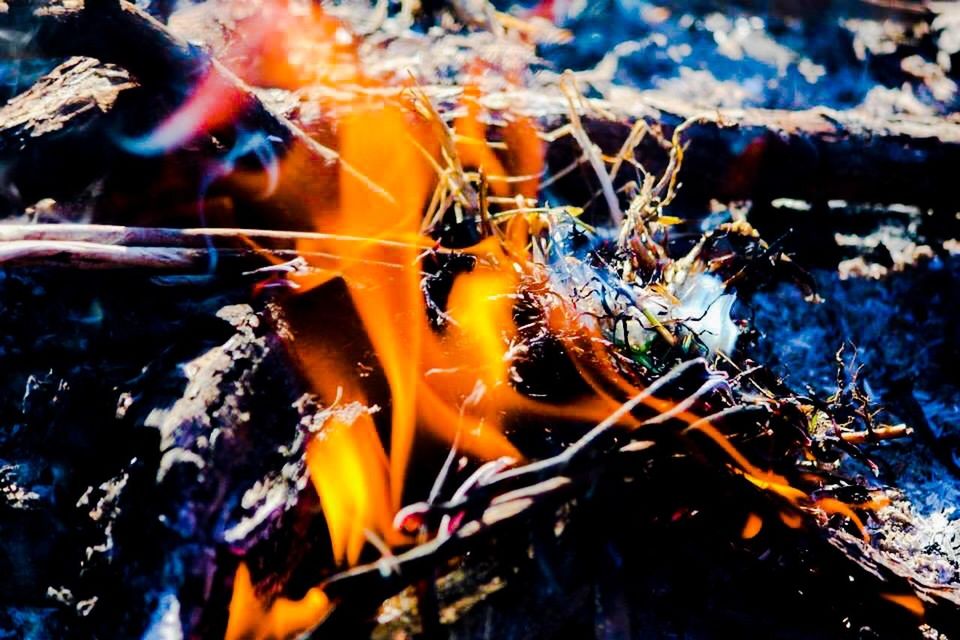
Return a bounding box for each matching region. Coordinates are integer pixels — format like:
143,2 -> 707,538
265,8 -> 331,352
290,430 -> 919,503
134,2 -> 868,635
416,254 -> 534,452
224,563 -> 331,640
305,396 -> 397,566
455,82 -> 512,198
270,57 -> 533,583
502,115 -> 545,199
234,0 -> 359,89
445,266 -> 518,387
307,101 -> 436,509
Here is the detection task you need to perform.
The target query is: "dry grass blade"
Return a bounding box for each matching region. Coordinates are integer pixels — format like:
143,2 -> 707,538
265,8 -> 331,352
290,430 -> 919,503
559,72 -> 623,225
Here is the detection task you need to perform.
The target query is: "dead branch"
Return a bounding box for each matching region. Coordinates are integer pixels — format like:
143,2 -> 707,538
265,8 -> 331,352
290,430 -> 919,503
0,241 -> 413,272
10,1 -> 960,214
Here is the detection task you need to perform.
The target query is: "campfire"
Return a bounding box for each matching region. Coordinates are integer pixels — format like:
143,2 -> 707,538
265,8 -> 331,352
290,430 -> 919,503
1,0 -> 959,638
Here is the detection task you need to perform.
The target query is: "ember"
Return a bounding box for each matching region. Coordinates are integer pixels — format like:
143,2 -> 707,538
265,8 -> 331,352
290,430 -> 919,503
0,0 -> 958,639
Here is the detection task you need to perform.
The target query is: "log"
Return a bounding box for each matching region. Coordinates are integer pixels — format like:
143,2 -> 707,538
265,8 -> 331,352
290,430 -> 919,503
3,0 -> 358,228
7,0 -> 960,222
0,56 -> 138,216
688,0 -> 931,18
316,444 -> 960,639
0,266 -> 311,637
541,91 -> 960,213
21,0 -> 342,166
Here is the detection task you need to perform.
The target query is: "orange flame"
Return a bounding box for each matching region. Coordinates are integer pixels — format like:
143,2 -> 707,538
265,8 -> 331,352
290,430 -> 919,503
416,257 -> 532,455
321,102 -> 435,508
225,563 -> 332,640
456,83 -> 511,198
815,497 -> 870,542
446,267 -> 518,386
502,115 -> 545,199
454,70 -> 545,201
305,397 -> 398,566
273,85 -> 539,577
284,86 -> 530,569
220,0 -> 361,90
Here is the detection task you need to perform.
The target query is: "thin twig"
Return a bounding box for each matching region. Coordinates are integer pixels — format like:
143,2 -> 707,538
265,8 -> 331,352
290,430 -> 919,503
840,424 -> 913,445
0,240 -> 418,272
0,224 -> 437,252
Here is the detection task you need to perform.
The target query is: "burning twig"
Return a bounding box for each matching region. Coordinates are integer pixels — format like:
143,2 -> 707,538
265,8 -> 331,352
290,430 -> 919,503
394,357 -> 723,534
839,423 -> 914,444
